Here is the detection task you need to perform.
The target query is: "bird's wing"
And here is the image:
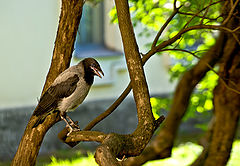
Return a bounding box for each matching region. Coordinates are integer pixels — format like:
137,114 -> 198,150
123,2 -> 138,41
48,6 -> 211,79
33,74 -> 79,116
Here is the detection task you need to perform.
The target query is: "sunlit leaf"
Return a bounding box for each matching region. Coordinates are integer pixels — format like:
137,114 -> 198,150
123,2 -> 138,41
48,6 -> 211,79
204,99 -> 213,110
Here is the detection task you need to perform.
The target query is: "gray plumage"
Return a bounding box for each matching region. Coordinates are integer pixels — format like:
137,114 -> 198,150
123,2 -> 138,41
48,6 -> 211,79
33,58 -> 104,128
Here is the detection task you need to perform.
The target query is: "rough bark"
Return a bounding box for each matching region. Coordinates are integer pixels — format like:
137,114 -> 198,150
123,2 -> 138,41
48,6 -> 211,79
192,3 -> 240,165
124,32 -> 226,166
114,0 -> 154,129
191,116 -> 215,166
203,23 -> 240,166
42,0 -> 84,93
93,0 -> 157,165
11,1 -> 83,165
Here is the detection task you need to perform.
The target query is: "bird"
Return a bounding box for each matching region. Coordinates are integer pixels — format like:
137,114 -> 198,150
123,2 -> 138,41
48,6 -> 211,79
32,57 -> 104,134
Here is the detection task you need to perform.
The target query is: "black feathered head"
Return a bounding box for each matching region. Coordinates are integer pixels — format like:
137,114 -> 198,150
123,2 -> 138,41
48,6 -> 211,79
82,58 -> 104,85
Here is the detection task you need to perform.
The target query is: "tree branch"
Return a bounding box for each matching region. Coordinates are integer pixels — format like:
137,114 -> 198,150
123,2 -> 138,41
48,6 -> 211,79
59,1 -> 164,165
222,0 -> 240,25
95,0 -> 156,163
151,5 -> 181,49
11,1 -> 84,165
84,83 -> 132,130
200,0 -> 212,24
161,49 -> 240,94
154,24 -> 240,52
124,32 -> 226,166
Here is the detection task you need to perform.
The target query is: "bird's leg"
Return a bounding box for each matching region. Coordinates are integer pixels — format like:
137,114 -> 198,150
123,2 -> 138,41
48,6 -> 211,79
66,115 -> 80,129
60,112 -> 74,135
60,112 -> 80,136
60,112 -> 71,128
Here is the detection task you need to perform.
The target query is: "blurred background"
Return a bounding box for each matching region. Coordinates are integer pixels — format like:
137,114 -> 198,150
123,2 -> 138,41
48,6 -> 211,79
0,0 -> 239,166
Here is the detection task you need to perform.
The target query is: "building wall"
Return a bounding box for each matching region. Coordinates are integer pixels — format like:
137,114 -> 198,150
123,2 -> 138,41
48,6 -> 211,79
0,0 -> 60,108
0,0 -> 175,107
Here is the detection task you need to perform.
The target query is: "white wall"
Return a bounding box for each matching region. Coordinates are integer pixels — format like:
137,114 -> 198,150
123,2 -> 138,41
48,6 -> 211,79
0,0 -> 60,107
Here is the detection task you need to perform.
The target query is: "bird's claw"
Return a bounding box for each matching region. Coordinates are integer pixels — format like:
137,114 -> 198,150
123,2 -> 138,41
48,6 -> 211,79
69,121 -> 80,129
60,113 -> 80,136
66,126 -> 80,136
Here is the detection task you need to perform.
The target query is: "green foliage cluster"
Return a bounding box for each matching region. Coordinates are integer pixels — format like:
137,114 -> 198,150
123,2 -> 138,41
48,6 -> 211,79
110,0 -> 221,50
151,69 -> 218,127
150,97 -> 171,119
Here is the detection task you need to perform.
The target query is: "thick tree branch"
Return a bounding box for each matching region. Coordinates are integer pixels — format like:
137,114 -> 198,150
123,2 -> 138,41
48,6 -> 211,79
124,32 -> 226,166
191,116 -> 215,166
11,1 -> 84,165
42,0 -> 84,93
59,115 -> 164,166
204,38 -> 240,166
59,129 -> 107,144
93,0 -> 156,164
59,1 -> 163,165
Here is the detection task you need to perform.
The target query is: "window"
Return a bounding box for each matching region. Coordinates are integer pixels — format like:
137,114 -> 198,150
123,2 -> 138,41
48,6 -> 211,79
73,2 -> 121,58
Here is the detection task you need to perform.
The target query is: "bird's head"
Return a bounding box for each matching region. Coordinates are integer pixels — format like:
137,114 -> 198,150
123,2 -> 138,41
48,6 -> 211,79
82,58 -> 104,78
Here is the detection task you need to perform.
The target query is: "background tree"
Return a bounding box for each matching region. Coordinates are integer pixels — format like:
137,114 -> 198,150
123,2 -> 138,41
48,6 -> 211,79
11,0 -> 240,166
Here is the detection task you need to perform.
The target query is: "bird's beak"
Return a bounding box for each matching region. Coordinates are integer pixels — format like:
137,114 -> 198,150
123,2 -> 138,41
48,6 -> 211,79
90,66 -> 104,79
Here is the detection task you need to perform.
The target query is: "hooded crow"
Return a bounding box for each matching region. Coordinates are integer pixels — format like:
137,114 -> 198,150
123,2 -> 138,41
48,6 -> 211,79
32,58 -> 104,133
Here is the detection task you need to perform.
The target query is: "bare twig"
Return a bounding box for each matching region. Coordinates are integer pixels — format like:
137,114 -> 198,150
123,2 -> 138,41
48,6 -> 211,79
179,12 -> 220,21
161,48 -> 240,95
173,36 -> 183,49
200,0 -> 212,24
173,0 -> 178,10
232,26 -> 240,32
151,6 -> 181,49
84,83 -> 132,130
154,24 -> 240,52
222,0 -> 240,25
181,0 -> 224,30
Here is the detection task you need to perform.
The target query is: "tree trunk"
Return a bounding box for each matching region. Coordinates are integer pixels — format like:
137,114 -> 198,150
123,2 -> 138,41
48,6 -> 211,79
204,31 -> 240,166
11,1 -> 83,165
192,4 -> 240,165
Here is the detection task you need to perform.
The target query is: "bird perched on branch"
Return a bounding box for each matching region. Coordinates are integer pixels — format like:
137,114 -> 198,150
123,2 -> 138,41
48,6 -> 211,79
32,58 -> 104,133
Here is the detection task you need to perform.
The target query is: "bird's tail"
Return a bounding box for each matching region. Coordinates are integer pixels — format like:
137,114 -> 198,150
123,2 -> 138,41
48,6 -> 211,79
32,105 -> 51,128
32,115 -> 48,128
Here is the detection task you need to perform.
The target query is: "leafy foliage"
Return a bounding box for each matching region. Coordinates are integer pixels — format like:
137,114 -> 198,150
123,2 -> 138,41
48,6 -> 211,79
150,97 -> 171,119
151,70 -> 218,126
